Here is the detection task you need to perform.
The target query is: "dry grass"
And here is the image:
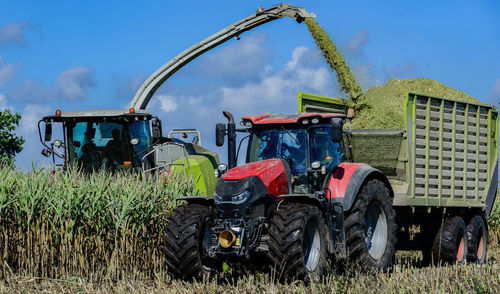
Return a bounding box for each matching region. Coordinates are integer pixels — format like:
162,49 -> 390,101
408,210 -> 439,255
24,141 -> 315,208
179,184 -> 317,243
0,248 -> 498,293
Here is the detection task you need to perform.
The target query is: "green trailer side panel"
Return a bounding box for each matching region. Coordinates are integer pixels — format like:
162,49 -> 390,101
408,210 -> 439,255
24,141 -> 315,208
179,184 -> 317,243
404,92 -> 498,208
171,155 -> 217,195
297,92 -> 347,114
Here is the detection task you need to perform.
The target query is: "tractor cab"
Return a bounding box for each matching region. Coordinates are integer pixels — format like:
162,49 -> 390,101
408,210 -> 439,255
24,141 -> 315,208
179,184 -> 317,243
215,112 -> 346,195
243,113 -> 345,193
38,108 -> 156,171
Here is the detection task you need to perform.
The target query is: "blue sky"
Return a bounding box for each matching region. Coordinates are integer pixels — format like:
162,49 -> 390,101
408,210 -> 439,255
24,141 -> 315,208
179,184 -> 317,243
0,0 -> 499,170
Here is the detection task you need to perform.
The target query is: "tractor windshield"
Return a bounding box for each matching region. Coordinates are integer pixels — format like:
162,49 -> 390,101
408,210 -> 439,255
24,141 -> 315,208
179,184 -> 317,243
248,127 -> 308,192
309,127 -> 341,173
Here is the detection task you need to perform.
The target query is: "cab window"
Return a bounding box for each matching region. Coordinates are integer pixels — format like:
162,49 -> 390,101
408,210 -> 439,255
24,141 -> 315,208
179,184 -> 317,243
310,127 -> 341,173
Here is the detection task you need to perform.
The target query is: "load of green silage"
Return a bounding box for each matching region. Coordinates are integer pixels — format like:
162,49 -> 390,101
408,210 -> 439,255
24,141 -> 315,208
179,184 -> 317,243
352,78 -> 487,129
304,18 -> 487,130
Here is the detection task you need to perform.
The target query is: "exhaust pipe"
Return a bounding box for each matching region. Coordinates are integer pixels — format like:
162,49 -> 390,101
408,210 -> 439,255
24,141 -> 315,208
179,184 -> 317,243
223,111 -> 237,169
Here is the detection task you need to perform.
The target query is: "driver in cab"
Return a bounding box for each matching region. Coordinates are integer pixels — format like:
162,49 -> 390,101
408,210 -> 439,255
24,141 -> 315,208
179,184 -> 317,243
104,128 -> 124,167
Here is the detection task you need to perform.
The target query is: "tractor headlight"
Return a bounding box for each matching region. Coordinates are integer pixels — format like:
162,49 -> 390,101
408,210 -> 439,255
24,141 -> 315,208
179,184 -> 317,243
232,189 -> 251,204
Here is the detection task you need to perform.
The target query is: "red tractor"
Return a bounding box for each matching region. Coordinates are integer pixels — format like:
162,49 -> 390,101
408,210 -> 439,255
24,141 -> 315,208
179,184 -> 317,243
163,111 -> 396,281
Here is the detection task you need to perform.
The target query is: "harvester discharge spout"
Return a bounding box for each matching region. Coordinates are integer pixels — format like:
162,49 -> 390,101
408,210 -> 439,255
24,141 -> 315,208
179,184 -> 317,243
129,3 -> 315,111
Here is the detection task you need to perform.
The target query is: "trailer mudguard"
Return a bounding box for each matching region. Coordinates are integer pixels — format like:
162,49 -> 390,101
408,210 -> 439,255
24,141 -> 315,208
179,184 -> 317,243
327,163 -> 393,211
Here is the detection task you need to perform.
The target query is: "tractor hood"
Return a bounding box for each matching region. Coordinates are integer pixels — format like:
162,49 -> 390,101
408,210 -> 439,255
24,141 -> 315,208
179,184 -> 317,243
221,159 -> 291,197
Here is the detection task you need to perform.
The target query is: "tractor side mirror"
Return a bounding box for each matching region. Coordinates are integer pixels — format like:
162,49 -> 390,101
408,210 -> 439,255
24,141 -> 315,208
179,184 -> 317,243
330,118 -> 344,143
41,148 -> 52,157
152,118 -> 163,140
215,123 -> 226,147
44,123 -> 52,142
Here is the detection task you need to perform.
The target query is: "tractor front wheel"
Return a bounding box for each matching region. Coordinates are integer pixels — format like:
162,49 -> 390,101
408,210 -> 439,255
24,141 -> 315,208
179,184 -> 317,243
344,179 -> 396,271
163,203 -> 217,280
267,203 -> 327,282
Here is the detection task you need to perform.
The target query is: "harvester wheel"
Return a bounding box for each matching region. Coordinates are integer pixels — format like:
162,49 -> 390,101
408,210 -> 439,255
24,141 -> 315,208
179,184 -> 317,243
344,179 -> 396,271
431,216 -> 468,265
267,203 -> 327,282
466,215 -> 488,264
163,203 -> 217,280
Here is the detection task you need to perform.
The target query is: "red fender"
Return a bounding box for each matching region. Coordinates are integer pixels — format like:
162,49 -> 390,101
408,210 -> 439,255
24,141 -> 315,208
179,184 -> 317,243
327,163 -> 392,211
327,163 -> 366,199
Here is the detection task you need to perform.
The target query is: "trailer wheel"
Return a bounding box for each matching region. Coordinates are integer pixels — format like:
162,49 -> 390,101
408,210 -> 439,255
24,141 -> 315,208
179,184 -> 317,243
163,203 -> 217,280
344,179 -> 396,271
431,216 -> 467,265
267,203 -> 327,282
466,215 -> 488,264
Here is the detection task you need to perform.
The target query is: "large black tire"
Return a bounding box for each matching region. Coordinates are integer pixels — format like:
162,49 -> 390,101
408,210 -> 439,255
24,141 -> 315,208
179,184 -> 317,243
163,203 -> 217,280
431,216 -> 467,265
267,203 -> 327,282
344,179 -> 396,271
466,215 -> 488,264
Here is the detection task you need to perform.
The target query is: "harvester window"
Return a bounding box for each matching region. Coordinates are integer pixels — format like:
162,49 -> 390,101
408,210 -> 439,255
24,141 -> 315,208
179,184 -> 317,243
67,121 -> 133,171
128,121 -> 152,165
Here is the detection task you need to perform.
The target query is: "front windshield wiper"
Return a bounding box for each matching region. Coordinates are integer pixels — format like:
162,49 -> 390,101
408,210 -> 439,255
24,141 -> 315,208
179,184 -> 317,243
280,126 -> 300,145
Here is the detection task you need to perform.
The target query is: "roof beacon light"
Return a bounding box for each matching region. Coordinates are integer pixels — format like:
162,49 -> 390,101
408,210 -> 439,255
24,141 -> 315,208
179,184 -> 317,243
311,118 -> 319,124
129,108 -> 136,114
301,119 -> 309,125
55,109 -> 62,116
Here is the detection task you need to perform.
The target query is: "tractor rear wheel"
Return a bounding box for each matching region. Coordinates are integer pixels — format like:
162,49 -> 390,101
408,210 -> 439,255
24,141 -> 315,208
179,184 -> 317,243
344,179 -> 396,271
267,203 -> 327,282
466,215 -> 488,264
431,216 -> 468,265
163,203 -> 217,280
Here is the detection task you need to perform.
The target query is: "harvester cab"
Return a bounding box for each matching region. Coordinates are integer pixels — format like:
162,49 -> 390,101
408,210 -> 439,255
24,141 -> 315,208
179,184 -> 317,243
38,109 -> 220,194
38,108 -> 156,172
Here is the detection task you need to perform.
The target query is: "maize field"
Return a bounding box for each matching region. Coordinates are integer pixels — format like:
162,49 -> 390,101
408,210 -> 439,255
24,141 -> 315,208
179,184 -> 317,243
0,168 -> 498,293
0,167 -> 194,281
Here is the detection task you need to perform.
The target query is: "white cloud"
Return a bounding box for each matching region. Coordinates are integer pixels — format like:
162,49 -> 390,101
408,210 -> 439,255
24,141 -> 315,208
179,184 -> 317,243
189,32 -> 271,85
490,78 -> 500,104
0,93 -> 7,109
0,22 -> 29,45
15,104 -> 53,171
0,55 -> 16,87
345,30 -> 370,56
6,66 -> 95,102
156,95 -> 178,112
55,66 -> 95,101
220,46 -> 331,113
19,104 -> 52,134
285,46 -> 309,70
